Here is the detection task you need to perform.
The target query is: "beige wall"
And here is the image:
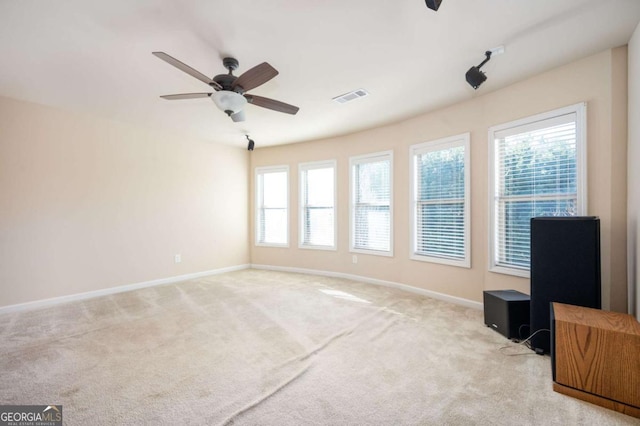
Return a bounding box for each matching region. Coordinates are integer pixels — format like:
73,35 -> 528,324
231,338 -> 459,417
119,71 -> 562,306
251,48 -> 629,310
629,22 -> 640,320
0,96 -> 249,308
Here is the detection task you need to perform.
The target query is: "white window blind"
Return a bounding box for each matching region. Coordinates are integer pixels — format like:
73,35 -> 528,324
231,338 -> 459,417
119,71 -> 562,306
411,134 -> 470,267
350,152 -> 392,255
489,103 -> 586,276
256,166 -> 288,246
299,161 -> 336,249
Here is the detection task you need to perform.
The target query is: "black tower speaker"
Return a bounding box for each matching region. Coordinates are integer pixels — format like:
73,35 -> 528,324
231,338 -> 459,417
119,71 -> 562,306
530,217 -> 601,353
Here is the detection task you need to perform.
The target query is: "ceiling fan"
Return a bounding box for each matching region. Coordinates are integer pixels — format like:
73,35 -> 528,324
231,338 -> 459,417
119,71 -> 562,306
153,52 -> 300,122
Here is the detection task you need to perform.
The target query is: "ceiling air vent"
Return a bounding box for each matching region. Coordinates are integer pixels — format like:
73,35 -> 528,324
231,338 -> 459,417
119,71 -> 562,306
332,89 -> 369,104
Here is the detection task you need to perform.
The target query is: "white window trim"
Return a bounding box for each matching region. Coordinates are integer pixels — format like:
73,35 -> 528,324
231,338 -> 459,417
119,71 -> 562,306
410,133 -> 471,268
487,102 -> 587,277
255,165 -> 289,248
349,150 -> 394,257
298,160 -> 337,250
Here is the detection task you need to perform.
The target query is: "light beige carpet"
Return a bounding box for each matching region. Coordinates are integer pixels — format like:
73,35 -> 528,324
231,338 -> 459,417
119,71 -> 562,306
0,269 -> 637,425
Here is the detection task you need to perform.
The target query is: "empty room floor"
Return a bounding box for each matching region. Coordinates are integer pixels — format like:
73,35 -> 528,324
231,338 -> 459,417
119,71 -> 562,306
0,269 -> 636,425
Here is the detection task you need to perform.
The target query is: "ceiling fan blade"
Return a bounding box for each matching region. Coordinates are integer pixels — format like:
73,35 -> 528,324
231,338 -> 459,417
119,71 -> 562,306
152,52 -> 222,89
160,93 -> 212,100
245,95 -> 299,115
232,62 -> 278,92
230,110 -> 246,122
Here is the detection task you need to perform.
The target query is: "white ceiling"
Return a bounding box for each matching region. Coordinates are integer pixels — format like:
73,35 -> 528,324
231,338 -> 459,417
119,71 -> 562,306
1,0 -> 639,148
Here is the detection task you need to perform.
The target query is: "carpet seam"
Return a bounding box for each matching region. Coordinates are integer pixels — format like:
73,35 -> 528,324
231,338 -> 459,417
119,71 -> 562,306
219,362 -> 312,426
219,304 -> 400,424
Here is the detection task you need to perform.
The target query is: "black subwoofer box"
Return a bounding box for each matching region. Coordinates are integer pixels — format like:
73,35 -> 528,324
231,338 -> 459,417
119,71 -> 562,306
530,217 -> 601,354
483,290 -> 531,339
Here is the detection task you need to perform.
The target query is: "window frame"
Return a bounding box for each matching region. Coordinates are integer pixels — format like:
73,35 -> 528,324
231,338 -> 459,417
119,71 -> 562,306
298,160 -> 337,250
410,133 -> 471,268
488,102 -> 587,277
349,150 -> 394,257
255,165 -> 289,248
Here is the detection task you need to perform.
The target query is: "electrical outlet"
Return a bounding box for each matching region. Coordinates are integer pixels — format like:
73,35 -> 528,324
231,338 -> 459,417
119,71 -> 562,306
174,254 -> 182,264
352,255 -> 358,264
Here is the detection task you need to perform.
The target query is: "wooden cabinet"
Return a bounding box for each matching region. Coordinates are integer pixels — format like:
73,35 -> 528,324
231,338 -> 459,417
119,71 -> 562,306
551,302 -> 640,418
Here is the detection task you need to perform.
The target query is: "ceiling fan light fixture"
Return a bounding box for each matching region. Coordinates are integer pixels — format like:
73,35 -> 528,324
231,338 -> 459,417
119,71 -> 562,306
212,90 -> 247,115
230,110 -> 246,123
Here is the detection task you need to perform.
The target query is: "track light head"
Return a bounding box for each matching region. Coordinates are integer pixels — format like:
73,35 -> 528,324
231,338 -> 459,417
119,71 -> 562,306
466,51 -> 492,90
425,0 -> 443,11
246,135 -> 255,151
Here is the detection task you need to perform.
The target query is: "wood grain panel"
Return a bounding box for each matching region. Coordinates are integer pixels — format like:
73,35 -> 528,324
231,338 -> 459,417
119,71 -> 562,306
553,382 -> 640,418
553,303 -> 640,416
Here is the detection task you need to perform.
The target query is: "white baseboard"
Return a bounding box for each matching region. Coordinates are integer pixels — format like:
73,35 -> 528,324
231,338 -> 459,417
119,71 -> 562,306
0,263 -> 483,315
0,264 -> 251,315
250,264 -> 483,310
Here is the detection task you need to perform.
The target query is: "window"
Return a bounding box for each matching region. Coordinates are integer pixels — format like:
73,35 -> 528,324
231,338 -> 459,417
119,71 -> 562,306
489,103 -> 587,277
349,151 -> 393,255
410,134 -> 470,267
256,166 -> 289,247
299,160 -> 336,249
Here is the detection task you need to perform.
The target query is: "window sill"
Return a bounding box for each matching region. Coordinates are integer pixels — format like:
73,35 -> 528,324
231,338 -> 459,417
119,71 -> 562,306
298,244 -> 337,251
256,242 -> 289,248
489,265 -> 530,278
350,248 -> 393,257
410,254 -> 470,268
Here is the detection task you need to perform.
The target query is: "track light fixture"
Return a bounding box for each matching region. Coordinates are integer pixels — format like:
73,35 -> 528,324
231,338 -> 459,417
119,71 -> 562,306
246,135 -> 255,151
466,51 -> 492,90
425,0 -> 443,11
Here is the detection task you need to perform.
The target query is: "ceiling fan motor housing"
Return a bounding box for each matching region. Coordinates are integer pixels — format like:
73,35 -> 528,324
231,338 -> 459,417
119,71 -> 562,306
213,74 -> 238,91
212,57 -> 242,91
